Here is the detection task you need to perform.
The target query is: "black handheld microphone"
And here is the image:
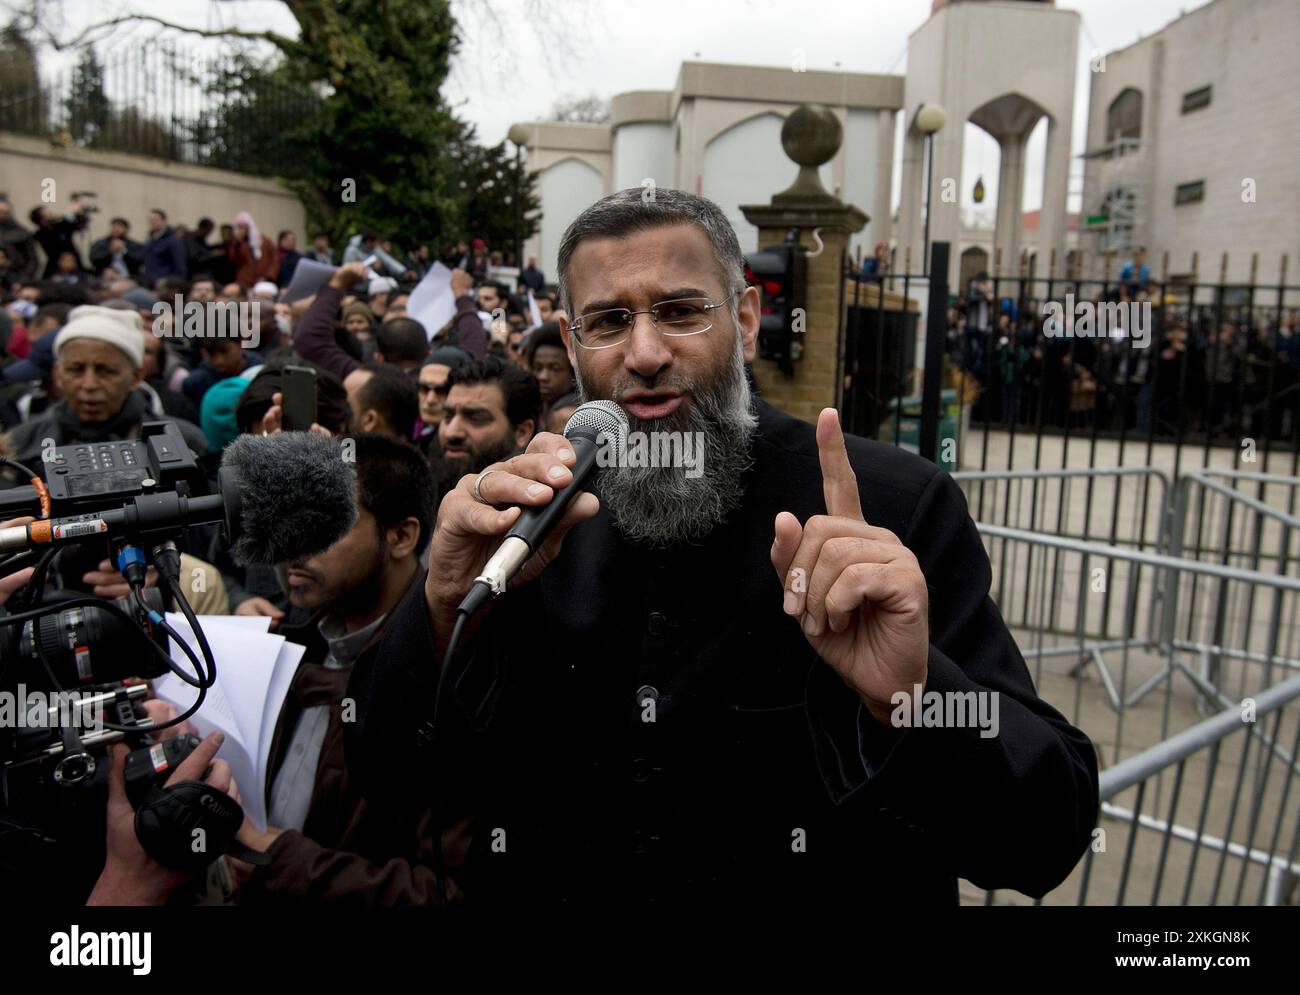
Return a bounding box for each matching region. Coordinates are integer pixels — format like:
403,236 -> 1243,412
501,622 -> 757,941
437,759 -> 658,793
457,399 -> 627,617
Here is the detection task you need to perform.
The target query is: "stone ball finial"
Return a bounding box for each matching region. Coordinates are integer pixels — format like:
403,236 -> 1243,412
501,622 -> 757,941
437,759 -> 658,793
781,105 -> 842,168
773,104 -> 841,204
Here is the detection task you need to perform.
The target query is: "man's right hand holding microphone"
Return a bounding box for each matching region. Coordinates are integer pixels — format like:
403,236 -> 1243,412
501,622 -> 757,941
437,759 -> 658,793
425,432 -> 600,658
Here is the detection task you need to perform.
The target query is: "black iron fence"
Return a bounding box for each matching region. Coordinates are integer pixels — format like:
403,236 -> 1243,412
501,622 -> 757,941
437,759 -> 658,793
0,43 -> 317,178
842,243 -> 1300,480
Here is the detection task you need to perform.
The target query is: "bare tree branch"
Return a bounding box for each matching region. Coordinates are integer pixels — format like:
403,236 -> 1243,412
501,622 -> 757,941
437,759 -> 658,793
40,12 -> 299,56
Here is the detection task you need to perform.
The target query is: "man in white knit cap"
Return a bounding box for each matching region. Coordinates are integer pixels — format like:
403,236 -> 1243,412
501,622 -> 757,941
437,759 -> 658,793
1,304 -> 207,467
0,305 -> 227,610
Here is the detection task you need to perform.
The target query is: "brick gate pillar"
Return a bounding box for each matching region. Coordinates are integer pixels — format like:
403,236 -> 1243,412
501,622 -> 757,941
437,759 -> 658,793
740,105 -> 867,425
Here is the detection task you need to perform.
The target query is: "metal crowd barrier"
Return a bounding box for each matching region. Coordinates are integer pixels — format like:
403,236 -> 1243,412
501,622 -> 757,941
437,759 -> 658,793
954,468 -> 1173,722
1082,673 -> 1300,907
949,467 -> 1300,905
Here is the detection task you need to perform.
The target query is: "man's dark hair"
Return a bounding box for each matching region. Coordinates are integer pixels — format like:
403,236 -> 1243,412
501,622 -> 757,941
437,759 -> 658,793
361,232 -> 379,244
155,276 -> 187,299
198,336 -> 241,356
277,229 -> 293,241
526,321 -> 567,366
33,303 -> 73,329
550,390 -> 580,411
36,281 -> 91,307
356,363 -> 419,440
197,217 -> 214,232
375,317 -> 429,365
150,208 -> 168,221
351,433 -> 438,554
446,354 -> 541,431
190,273 -> 217,290
110,216 -> 130,229
478,281 -> 506,301
556,188 -> 745,317
236,361 -> 350,436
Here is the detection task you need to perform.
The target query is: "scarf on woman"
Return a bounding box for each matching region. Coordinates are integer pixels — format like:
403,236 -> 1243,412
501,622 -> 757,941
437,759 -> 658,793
234,211 -> 264,260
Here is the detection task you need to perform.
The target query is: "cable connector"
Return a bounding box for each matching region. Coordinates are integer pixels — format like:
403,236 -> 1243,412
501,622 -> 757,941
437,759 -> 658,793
114,544 -> 148,590
150,540 -> 183,585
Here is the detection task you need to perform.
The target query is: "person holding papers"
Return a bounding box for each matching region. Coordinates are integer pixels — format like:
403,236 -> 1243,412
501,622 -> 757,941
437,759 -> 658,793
232,434 -> 464,904
293,264 -> 486,417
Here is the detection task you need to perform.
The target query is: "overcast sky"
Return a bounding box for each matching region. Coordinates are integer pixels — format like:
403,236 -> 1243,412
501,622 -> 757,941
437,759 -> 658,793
36,0 -> 1211,214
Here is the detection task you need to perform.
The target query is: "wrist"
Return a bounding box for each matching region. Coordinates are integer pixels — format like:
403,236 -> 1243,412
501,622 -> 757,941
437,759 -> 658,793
858,662 -> 928,726
88,860 -> 175,906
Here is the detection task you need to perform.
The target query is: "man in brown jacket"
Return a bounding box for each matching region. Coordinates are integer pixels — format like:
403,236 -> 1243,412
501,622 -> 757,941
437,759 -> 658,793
234,433 -> 468,903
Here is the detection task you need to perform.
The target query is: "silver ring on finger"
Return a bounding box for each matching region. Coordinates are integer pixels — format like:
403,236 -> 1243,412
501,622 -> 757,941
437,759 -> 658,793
473,468 -> 501,504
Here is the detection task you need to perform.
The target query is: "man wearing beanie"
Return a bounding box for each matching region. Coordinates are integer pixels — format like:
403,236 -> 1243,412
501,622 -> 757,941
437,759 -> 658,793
1,304 -> 207,469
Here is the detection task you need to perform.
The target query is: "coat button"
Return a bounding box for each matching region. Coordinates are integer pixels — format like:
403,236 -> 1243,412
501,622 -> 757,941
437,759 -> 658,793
647,612 -> 668,636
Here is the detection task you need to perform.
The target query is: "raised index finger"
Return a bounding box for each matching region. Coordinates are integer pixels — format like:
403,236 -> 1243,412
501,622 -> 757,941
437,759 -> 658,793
816,407 -> 864,522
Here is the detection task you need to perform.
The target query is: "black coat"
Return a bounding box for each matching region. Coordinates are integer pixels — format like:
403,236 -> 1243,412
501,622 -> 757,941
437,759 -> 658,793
348,399 -> 1099,905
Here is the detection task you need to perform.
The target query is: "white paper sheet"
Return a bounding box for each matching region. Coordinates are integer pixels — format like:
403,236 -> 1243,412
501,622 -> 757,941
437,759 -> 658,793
407,262 -> 457,341
152,615 -> 303,830
279,258 -> 337,305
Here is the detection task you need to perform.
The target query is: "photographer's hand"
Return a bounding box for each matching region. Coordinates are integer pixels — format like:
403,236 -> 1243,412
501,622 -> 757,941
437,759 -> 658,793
87,732 -> 239,906
140,699 -> 198,741
82,558 -> 158,599
0,517 -> 35,604
234,596 -> 285,626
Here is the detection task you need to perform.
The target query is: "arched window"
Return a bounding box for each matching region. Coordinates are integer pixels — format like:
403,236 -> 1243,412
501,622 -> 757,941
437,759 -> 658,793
1106,88 -> 1142,146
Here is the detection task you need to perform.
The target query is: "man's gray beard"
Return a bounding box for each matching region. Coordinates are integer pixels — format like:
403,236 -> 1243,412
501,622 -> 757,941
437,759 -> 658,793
577,335 -> 758,548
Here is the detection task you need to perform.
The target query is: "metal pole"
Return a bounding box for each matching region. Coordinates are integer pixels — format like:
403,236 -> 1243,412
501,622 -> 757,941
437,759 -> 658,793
922,132 -> 934,274
919,240 -> 950,462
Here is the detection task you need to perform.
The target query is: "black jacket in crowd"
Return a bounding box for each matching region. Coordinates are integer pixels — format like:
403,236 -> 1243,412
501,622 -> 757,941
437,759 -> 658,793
33,212 -> 89,277
89,235 -> 145,278
347,399 -> 1100,905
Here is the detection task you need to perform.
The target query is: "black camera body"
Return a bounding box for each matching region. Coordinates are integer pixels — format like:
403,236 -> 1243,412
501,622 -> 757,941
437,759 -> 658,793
0,422 -> 217,897
40,420 -> 206,512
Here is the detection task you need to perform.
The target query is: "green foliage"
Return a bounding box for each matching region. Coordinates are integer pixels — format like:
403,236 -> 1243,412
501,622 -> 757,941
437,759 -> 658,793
63,47 -> 110,144
0,23 -> 45,134
189,52 -> 320,179
212,0 -> 541,255
456,138 -> 542,258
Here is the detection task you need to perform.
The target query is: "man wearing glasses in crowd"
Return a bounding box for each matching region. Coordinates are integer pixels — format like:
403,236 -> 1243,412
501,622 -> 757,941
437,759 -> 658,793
325,188 -> 1099,907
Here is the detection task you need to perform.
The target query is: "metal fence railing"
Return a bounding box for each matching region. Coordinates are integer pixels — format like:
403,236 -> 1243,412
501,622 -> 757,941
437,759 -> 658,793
1079,673 -> 1300,907
840,243 -> 1300,479
953,468 -> 1172,716
959,500 -> 1300,905
0,43 -> 317,177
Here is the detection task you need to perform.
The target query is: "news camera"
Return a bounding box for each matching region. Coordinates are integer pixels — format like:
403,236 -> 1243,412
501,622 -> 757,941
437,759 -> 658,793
0,421 -> 241,897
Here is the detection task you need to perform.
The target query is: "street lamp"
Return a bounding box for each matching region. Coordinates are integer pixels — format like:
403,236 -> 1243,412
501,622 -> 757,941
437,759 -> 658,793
914,103 -> 946,274
507,123 -> 531,268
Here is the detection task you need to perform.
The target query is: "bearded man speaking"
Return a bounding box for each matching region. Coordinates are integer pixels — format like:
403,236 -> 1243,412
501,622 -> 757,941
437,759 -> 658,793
348,189 -> 1099,905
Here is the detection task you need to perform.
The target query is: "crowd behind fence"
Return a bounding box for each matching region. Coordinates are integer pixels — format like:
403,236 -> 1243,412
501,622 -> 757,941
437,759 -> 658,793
842,252 -> 1300,482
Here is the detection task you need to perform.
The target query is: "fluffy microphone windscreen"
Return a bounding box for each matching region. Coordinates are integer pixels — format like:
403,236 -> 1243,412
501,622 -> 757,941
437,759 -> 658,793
221,432 -> 358,565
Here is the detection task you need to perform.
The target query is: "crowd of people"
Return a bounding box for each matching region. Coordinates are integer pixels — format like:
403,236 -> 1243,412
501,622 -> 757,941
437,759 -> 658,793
937,252 -> 1300,441
0,197 -> 577,477
0,194 -> 583,901
0,195 -> 576,493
